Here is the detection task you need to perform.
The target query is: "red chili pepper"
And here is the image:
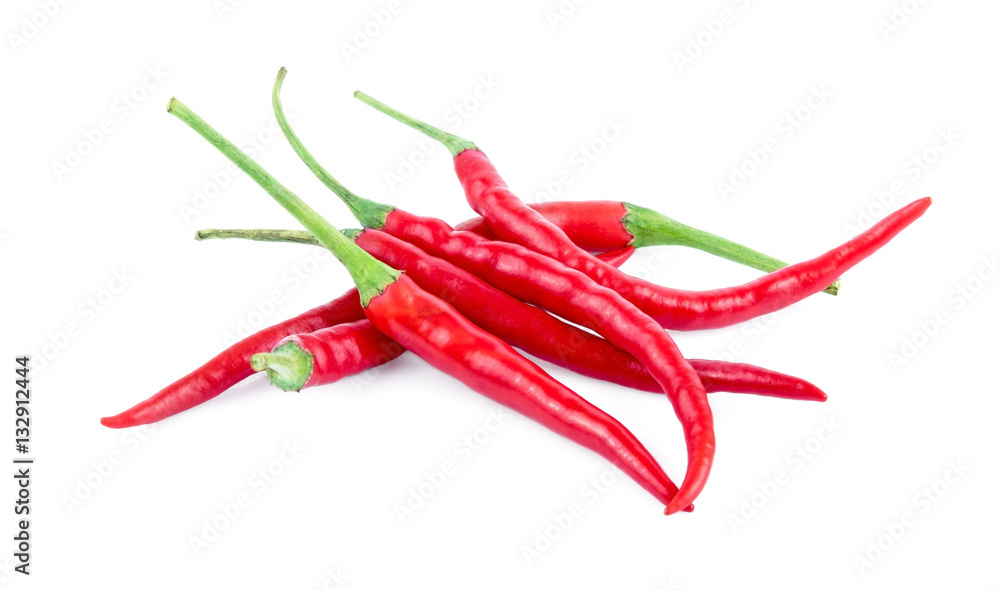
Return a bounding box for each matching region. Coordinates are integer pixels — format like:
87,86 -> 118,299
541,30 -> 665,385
454,201 -> 839,294
169,96 -> 693,513
199,227 -> 826,403
101,226 -> 635,429
593,245 -> 635,268
353,93 -> 929,332
248,313 -> 825,403
100,290 -> 366,428
271,71 -> 712,514
251,319 -> 405,390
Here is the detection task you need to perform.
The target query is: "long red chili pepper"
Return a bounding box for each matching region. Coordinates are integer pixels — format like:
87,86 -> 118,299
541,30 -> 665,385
354,93 -> 930,332
272,70 -> 712,514
592,245 -> 634,268
102,232 -> 631,426
249,313 -> 826,403
100,289 -> 366,428
168,96 -> 692,514
454,201 -> 839,295
198,227 -> 827,403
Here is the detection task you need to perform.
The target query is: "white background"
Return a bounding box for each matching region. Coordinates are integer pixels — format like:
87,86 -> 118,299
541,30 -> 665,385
2,0 -> 998,588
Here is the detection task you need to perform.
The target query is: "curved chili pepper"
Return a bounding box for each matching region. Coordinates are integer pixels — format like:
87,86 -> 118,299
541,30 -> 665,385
248,311 -> 825,403
593,245 -> 635,268
168,97 -> 692,513
454,201 -> 839,295
271,71 -> 712,514
251,319 -> 404,390
198,227 -> 827,403
353,92 -> 930,334
100,289 -> 366,428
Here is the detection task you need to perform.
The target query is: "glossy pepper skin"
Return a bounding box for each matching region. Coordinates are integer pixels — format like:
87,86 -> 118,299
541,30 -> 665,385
199,227 -> 827,403
452,200 -> 839,295
169,93 -> 691,513
373,208 -> 712,514
347,96 -> 915,332
289,319 -> 827,400
282,82 -> 718,514
100,290 -> 366,428
454,151 -> 930,332
456,200 -> 633,251
264,320 -> 405,390
562,197 -> 932,331
367,275 -> 688,509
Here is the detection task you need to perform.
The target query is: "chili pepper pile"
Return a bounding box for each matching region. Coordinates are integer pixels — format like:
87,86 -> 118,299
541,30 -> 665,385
101,68 -> 930,515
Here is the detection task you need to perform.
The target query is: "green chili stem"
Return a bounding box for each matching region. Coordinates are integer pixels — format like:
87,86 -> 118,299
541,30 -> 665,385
167,96 -> 398,306
250,342 -> 313,392
353,90 -> 477,157
624,203 -> 840,295
272,68 -> 393,230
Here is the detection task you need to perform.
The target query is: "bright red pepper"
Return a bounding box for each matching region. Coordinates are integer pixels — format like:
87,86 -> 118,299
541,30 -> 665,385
353,93 -> 929,335
251,319 -> 405,390
199,227 -> 826,403
454,201 -> 839,295
250,312 -> 827,404
271,73 -> 719,514
100,290 -> 365,428
169,95 -> 693,513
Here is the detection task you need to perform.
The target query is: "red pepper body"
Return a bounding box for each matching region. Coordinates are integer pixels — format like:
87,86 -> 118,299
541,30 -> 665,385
100,290 -> 366,428
456,151 -> 930,331
281,320 -> 404,388
574,198 -> 933,330
452,150 -> 710,512
687,360 -> 825,401
594,246 -> 635,268
351,229 -> 824,401
284,314 -> 825,401
364,274 -> 684,510
372,209 -> 712,513
454,200 -> 633,251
